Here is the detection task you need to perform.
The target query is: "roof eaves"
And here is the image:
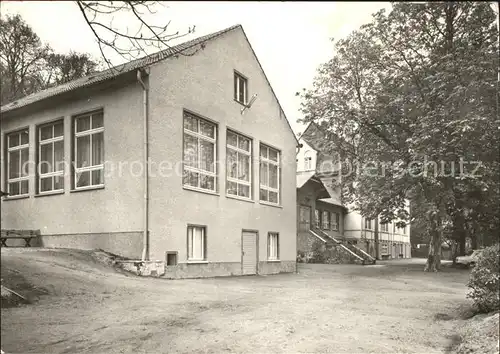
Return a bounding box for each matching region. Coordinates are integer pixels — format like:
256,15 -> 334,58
1,24 -> 241,115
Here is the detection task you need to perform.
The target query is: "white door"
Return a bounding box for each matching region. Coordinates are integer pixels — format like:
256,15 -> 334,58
242,231 -> 257,275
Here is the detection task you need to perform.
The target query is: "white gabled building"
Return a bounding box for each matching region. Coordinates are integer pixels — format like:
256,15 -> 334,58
296,122 -> 411,260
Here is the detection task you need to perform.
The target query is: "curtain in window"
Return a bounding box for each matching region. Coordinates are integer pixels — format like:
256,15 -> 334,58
188,227 -> 205,260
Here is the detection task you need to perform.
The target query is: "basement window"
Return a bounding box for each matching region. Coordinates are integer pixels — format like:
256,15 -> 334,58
166,252 -> 178,266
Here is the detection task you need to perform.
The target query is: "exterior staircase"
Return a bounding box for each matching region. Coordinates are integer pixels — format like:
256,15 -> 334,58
310,228 -> 376,265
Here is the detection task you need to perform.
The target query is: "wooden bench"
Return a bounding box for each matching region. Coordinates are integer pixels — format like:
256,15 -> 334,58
0,230 -> 40,247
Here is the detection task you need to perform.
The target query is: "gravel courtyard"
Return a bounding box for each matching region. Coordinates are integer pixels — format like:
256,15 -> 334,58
1,249 -> 472,354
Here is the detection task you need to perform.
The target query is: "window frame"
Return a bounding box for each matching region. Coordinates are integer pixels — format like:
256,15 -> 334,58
331,212 -> 339,231
380,222 -> 389,232
267,232 -> 279,261
72,110 -> 105,191
322,210 -> 330,230
226,129 -> 252,199
364,218 -> 372,230
259,143 -> 281,205
5,128 -> 30,197
182,111 -> 218,193
304,150 -> 312,170
187,225 -> 207,261
37,119 -> 65,194
234,71 -> 248,105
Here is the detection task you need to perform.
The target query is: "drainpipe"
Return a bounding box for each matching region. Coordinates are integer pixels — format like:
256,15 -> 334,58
295,142 -> 302,273
137,69 -> 149,261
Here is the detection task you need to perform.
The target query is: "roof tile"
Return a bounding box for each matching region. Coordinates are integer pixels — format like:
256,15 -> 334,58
1,25 -> 241,114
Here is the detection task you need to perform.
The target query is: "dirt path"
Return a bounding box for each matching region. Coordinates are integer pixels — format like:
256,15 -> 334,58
1,249 -> 471,353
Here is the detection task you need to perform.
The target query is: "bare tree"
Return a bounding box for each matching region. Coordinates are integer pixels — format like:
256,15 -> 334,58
75,1 -> 197,70
0,14 -> 50,104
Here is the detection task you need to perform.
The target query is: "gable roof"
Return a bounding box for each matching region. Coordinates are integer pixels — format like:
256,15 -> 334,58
300,121 -> 355,158
1,25 -> 240,114
237,27 -> 298,145
1,25 -> 299,144
296,171 -> 316,189
300,122 -> 323,152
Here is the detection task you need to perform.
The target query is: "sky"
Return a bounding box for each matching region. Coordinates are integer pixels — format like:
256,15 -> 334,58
1,1 -> 392,135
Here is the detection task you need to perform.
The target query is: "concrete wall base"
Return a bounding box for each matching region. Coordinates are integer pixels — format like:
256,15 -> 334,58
2,232 -> 143,259
116,260 -> 166,277
162,261 -> 296,279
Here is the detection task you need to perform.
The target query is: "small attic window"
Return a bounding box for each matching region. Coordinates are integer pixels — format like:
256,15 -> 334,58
234,71 -> 247,105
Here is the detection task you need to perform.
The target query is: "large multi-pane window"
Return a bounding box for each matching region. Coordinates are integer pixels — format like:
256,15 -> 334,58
259,144 -> 280,204
364,218 -> 372,230
183,111 -> 217,192
331,212 -> 339,231
6,129 -> 30,196
38,120 -> 64,193
380,223 -> 389,232
268,232 -> 279,260
187,225 -> 206,261
314,209 -> 321,228
322,211 -> 330,230
226,130 -> 252,198
73,110 -> 104,189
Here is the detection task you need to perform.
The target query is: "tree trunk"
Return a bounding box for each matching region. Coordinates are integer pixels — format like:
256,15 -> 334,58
459,229 -> 466,256
451,241 -> 459,264
424,214 -> 442,272
471,234 -> 478,250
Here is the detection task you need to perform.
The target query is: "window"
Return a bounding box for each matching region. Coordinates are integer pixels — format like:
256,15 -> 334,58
38,120 -> 64,193
6,129 -> 30,196
268,232 -> 279,260
183,111 -> 217,192
304,151 -> 312,170
364,218 -> 372,230
393,223 -> 397,233
187,225 -> 206,261
166,252 -> 178,266
380,223 -> 389,232
73,110 -> 104,189
331,212 -> 339,231
234,72 -> 247,105
226,130 -> 252,198
259,144 -> 280,204
314,209 -> 321,228
322,211 -> 330,230
403,225 -> 407,234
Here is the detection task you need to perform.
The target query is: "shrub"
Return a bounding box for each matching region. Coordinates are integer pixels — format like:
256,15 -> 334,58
466,243 -> 500,313
309,240 -> 326,263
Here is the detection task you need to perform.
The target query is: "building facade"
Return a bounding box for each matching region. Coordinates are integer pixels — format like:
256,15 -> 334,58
296,122 -> 411,260
1,25 -> 298,278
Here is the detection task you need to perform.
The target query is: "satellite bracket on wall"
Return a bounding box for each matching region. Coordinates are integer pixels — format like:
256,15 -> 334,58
240,94 -> 258,115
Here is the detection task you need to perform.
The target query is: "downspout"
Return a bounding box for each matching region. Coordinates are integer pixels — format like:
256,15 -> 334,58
295,142 -> 302,272
137,69 -> 149,261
